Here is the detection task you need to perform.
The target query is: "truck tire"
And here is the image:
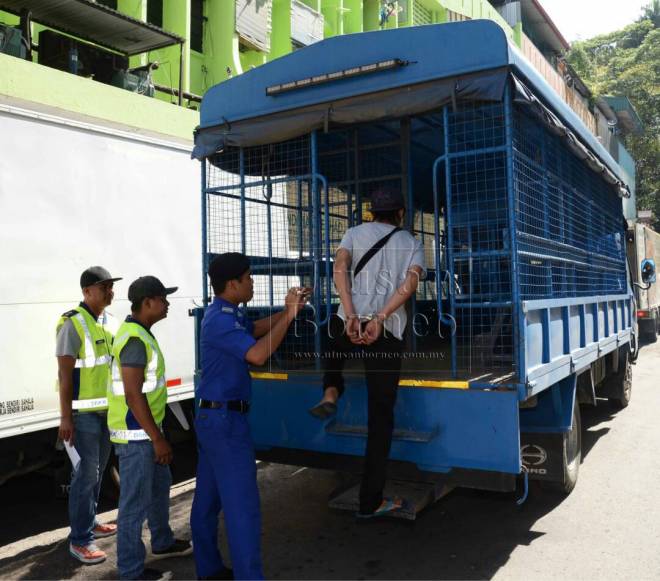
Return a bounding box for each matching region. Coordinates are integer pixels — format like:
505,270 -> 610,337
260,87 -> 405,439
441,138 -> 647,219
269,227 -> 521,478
545,400 -> 581,495
644,319 -> 658,343
608,354 -> 633,409
101,454 -> 120,502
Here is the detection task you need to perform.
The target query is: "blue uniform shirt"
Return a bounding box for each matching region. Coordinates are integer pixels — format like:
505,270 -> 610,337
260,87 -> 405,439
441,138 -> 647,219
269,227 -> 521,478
198,297 -> 256,402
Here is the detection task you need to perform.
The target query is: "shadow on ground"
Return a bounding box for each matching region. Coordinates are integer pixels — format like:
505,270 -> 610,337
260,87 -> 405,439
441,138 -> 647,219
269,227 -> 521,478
0,398 -> 624,580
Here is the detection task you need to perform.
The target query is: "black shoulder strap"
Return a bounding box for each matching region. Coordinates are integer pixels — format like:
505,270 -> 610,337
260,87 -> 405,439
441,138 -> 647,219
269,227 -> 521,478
353,227 -> 402,278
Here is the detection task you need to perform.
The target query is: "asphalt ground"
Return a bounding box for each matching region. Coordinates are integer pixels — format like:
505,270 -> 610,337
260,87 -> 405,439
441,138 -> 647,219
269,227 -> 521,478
1,340 -> 659,580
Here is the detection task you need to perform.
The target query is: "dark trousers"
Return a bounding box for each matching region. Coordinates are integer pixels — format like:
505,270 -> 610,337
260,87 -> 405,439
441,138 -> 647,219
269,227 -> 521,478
191,408 -> 263,580
322,315 -> 403,514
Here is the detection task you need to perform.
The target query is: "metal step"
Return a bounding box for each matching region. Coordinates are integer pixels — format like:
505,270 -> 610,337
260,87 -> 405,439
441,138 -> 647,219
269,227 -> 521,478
328,479 -> 453,521
325,421 -> 438,443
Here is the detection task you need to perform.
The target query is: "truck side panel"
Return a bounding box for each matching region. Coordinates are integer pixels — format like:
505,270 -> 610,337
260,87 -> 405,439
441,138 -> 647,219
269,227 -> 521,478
0,108 -> 200,438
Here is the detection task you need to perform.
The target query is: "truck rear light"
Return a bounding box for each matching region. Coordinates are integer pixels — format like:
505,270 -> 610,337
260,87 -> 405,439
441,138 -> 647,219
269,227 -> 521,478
637,310 -> 649,319
166,378 -> 182,388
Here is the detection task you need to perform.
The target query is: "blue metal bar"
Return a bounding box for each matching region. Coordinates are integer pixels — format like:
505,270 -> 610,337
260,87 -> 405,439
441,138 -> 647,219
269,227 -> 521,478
201,159 -> 208,305
311,131 -> 322,364
562,306 -> 570,354
455,300 -> 513,308
402,119 -> 418,352
516,471 -> 529,505
205,174 -> 317,192
317,174 -> 333,328
266,178 -> 274,308
344,132 -> 354,229
541,308 -> 550,363
442,106 -> 457,378
504,83 -> 525,390
432,154 -> 445,333
592,302 -> 599,343
296,180 -> 303,260
453,250 -> 510,259
540,131 -> 552,297
517,251 -> 621,271
209,188 -> 349,221
517,231 -> 624,264
579,303 -> 586,348
239,148 -> 246,255
354,129 -> 362,225
522,295 -> 629,312
449,144 -> 507,159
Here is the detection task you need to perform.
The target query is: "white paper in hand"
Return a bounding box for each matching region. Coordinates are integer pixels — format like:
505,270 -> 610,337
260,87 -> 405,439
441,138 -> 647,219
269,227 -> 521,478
64,440 -> 81,471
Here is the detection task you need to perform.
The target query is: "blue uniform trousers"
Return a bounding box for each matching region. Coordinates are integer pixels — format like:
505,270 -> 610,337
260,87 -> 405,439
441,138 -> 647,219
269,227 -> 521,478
191,408 -> 263,580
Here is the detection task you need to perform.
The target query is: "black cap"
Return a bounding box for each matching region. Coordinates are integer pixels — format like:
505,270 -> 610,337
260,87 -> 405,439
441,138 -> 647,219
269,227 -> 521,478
370,189 -> 404,212
80,266 -> 122,289
208,253 -> 251,285
128,276 -> 178,304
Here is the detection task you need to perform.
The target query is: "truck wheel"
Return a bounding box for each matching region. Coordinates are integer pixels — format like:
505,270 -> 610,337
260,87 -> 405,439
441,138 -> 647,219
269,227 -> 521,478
645,319 -> 658,343
609,355 -> 633,409
546,400 -> 581,495
101,454 -> 120,502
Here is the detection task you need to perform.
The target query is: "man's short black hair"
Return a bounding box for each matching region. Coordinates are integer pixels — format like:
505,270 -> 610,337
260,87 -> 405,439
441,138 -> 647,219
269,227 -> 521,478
212,279 -> 229,296
371,208 -> 403,225
208,253 -> 251,295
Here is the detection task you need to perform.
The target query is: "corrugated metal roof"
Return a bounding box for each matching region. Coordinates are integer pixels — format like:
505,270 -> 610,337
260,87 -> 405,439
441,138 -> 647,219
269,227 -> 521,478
603,95 -> 644,134
521,0 -> 570,53
291,0 -> 323,47
236,0 -> 272,52
0,0 -> 183,55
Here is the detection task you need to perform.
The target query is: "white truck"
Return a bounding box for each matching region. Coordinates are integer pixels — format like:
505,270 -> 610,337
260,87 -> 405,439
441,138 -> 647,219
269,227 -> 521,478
628,222 -> 660,343
0,102 -> 200,486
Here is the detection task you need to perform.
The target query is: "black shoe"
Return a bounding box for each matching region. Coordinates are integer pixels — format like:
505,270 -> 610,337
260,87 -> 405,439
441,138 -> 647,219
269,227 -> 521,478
308,401 -> 337,419
199,568 -> 234,580
152,538 -> 193,560
138,568 -> 173,580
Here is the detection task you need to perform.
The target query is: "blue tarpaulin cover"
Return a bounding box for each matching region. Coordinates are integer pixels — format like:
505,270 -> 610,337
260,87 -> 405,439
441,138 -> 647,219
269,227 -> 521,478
192,20 -> 629,193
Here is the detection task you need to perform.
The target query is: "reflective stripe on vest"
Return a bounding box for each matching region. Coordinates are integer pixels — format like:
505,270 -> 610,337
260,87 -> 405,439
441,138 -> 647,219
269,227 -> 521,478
75,354 -> 111,369
111,339 -> 163,396
73,314 -> 111,369
109,428 -> 150,441
72,397 -> 108,410
109,424 -> 162,442
111,375 -> 166,396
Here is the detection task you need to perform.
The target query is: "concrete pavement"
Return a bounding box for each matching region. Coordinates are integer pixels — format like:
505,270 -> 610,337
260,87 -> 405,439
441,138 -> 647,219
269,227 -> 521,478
1,341 -> 659,580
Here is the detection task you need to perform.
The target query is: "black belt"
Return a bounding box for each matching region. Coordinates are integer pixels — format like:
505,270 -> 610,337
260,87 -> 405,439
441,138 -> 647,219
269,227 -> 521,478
199,399 -> 251,414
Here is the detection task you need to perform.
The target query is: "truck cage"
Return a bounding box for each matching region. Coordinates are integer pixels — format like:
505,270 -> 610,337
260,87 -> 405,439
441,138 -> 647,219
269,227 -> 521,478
192,21 -> 633,484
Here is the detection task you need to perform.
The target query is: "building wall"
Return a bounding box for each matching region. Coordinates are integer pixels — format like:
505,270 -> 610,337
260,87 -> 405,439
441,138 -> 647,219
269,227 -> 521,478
0,0 -> 514,103
0,0 -> 640,190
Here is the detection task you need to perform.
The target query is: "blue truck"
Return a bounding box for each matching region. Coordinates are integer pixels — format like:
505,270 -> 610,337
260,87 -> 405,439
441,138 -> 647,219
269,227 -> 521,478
191,21 -> 640,508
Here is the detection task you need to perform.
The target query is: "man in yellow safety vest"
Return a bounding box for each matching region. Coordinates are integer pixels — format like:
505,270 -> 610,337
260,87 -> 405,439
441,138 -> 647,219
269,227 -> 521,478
56,266 -> 121,564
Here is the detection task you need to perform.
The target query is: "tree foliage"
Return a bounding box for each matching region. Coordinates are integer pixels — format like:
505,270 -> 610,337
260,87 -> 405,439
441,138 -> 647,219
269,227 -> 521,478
567,3 -> 659,221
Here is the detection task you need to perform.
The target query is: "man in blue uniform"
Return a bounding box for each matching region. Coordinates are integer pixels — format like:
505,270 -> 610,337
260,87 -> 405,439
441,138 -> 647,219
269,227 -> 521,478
191,253 -> 310,581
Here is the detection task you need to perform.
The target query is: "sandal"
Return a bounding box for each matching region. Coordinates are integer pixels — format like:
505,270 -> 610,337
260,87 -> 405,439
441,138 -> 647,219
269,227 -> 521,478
356,496 -> 404,519
308,401 -> 337,420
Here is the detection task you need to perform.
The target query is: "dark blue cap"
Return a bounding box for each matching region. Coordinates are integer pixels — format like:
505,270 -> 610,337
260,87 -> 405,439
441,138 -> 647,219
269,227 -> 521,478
370,189 -> 404,212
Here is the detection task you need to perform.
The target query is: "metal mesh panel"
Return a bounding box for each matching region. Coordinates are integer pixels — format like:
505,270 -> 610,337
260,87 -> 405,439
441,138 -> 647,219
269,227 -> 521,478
201,96 -> 626,382
205,136 -> 318,369
203,120 -> 449,373
413,210 -> 441,302
513,108 -> 627,300
445,102 -> 514,379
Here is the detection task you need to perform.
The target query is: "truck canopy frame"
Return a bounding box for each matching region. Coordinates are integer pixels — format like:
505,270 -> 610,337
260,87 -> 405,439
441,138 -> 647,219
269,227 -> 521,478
192,21 -> 634,478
